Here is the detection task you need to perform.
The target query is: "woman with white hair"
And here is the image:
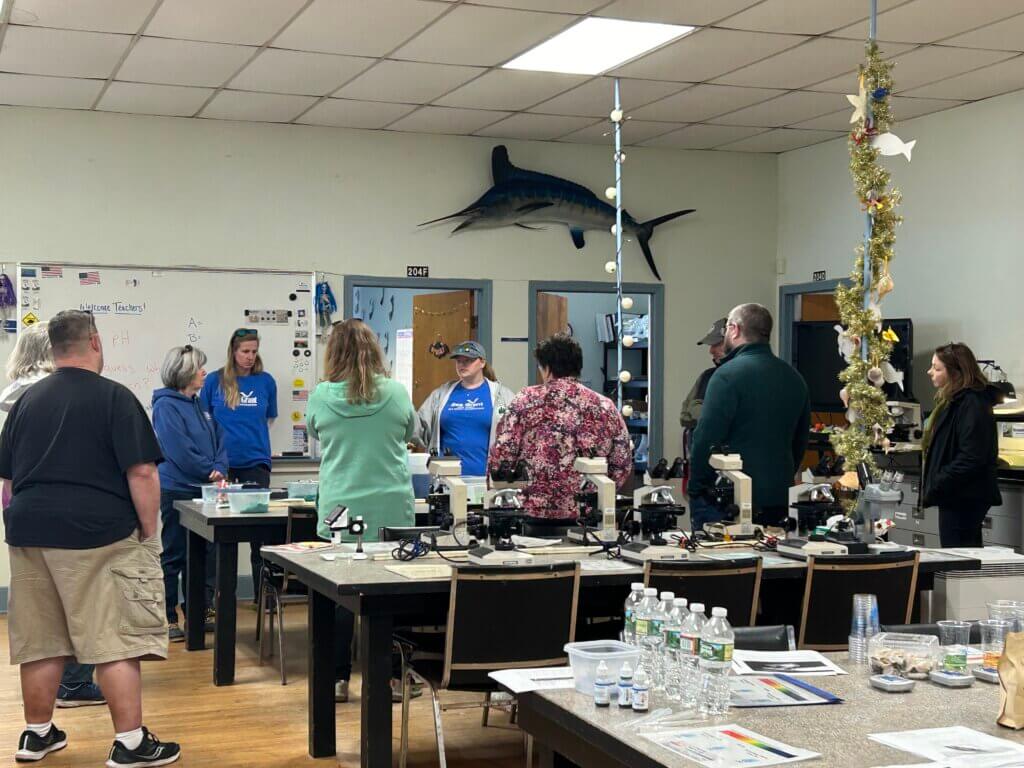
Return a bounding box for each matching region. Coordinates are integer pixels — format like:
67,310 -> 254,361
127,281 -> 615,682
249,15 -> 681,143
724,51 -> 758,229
152,344 -> 228,642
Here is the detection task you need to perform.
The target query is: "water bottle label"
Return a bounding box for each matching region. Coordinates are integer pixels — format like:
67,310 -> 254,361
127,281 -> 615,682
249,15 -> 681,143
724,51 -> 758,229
652,620 -> 663,635
635,619 -> 651,637
667,630 -> 681,649
699,640 -> 734,663
681,633 -> 700,655
625,616 -> 635,634
625,607 -> 634,620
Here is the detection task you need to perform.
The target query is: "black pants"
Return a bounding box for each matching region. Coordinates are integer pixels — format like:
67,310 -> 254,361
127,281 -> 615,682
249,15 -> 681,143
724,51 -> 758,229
161,488 -> 215,622
938,504 -> 989,548
336,606 -> 355,682
231,465 -> 272,599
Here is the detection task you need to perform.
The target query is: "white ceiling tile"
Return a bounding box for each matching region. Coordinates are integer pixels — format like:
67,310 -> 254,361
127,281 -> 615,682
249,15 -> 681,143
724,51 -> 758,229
888,95 -> 967,119
435,70 -> 586,111
716,0 -> 905,35
388,106 -> 511,134
718,128 -> 844,152
200,90 -> 318,122
801,45 -> 909,92
118,38 -> 256,87
712,90 -> 847,127
230,49 -> 373,96
474,113 -> 597,140
0,73 -> 104,108
639,123 -> 766,149
530,77 -> 687,117
902,54 -> 1024,99
335,61 -> 484,103
631,84 -> 784,122
467,0 -> 605,11
146,0 -> 307,45
560,119 -> 679,145
274,0 -> 448,57
611,28 -> 807,83
596,0 -> 761,26
10,0 -> 157,34
714,37 -> 913,89
393,5 -> 576,66
296,98 -> 418,128
888,45 -> 1016,91
0,26 -> 130,78
97,81 -> 213,116
832,0 -> 1024,43
788,109 -> 854,130
944,13 -> 1024,51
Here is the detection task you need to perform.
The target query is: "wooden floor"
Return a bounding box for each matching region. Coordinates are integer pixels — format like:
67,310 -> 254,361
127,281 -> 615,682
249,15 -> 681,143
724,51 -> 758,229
0,605 -> 526,767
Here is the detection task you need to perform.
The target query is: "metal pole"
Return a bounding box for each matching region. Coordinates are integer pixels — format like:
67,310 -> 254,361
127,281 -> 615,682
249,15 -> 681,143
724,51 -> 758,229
860,0 -> 877,362
613,79 -> 624,411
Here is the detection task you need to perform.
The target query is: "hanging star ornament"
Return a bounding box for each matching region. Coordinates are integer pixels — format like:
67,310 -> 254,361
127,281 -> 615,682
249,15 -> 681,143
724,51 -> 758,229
846,76 -> 868,124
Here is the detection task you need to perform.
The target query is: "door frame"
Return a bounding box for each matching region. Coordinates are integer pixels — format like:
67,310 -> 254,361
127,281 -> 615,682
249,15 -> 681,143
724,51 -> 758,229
528,280 -> 665,461
778,278 -> 845,365
342,275 -> 493,359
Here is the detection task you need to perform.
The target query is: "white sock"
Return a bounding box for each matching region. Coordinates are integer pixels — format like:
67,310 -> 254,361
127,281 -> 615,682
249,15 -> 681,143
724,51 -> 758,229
26,722 -> 52,738
115,727 -> 144,751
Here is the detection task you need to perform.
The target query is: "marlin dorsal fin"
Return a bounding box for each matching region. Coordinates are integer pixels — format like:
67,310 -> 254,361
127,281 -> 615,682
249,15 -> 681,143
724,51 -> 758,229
491,145 -> 514,184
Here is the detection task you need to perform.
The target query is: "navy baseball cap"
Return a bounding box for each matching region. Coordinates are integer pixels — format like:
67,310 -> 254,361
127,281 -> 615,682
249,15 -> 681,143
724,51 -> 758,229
450,340 -> 486,359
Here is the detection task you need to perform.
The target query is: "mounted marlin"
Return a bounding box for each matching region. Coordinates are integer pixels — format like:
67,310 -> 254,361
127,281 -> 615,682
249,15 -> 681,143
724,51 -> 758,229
419,145 -> 695,281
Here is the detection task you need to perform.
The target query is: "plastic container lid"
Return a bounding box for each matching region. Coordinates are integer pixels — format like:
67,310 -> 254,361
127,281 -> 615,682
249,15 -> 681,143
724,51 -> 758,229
660,592 -> 675,601
631,583 -> 644,591
691,603 -> 705,613
712,607 -> 728,617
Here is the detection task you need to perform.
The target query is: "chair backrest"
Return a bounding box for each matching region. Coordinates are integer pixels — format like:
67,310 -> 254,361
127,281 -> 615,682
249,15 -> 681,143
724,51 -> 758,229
282,507 -> 319,591
734,624 -> 795,651
799,552 -> 919,650
378,526 -> 441,542
644,557 -> 763,627
442,561 -> 580,689
881,621 -> 984,644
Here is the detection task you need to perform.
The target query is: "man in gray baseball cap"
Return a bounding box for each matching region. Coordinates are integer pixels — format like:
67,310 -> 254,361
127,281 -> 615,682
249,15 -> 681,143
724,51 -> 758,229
680,318 -> 727,430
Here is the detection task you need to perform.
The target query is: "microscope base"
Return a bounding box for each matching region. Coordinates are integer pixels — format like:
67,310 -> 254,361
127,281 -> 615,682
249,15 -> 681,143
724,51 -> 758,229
421,532 -> 472,551
466,546 -> 535,566
722,522 -> 765,541
776,537 -> 849,560
619,542 -> 688,564
566,527 -> 618,544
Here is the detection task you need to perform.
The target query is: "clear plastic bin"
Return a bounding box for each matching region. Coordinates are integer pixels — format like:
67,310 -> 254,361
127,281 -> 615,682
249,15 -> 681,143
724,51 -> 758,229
286,480 -> 319,502
201,483 -> 243,504
228,490 -> 272,514
564,640 -> 641,694
868,632 -> 940,678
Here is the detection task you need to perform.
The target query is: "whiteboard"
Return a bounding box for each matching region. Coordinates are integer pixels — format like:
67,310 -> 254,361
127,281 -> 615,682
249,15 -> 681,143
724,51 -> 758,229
19,264 -> 317,458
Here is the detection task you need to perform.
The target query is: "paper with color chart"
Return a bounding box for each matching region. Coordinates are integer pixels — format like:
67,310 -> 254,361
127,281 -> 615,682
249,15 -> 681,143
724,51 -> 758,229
732,650 -> 847,676
873,759 -> 1024,768
729,674 -> 842,707
643,724 -> 819,767
868,727 -> 1024,763
488,667 -> 576,694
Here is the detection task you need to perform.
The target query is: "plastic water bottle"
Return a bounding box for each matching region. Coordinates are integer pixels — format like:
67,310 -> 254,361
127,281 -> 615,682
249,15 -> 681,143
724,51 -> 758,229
663,598 -> 688,701
641,592 -> 667,681
633,588 -> 659,658
679,602 -> 707,707
593,660 -> 612,707
698,607 -> 735,716
631,664 -> 650,712
651,592 -> 674,688
617,661 -> 633,708
622,583 -> 644,645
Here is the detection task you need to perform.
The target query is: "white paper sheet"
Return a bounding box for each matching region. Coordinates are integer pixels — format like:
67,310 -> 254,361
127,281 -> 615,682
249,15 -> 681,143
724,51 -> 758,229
732,650 -> 847,677
869,727 -> 1024,763
643,724 -> 819,767
580,559 -> 636,572
488,667 -> 576,694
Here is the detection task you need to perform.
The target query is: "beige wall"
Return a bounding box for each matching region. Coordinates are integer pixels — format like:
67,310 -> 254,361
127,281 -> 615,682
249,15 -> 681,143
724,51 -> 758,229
0,106 -> 779,592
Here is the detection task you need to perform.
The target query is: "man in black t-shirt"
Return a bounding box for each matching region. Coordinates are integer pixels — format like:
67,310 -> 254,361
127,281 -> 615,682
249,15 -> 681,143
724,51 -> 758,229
0,310 -> 181,766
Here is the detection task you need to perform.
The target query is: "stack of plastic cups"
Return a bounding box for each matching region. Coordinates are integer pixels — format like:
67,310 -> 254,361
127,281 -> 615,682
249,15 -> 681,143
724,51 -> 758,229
937,620 -> 971,673
979,618 -> 1013,672
988,600 -> 1024,632
849,593 -> 880,664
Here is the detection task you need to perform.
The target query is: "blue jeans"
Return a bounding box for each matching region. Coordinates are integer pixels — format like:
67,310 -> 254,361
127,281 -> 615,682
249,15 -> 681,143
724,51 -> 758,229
61,662 -> 94,685
161,488 -> 215,623
688,495 -> 724,533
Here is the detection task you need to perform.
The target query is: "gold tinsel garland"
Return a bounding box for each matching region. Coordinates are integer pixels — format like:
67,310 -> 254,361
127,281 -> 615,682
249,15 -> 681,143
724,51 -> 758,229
831,41 -> 903,472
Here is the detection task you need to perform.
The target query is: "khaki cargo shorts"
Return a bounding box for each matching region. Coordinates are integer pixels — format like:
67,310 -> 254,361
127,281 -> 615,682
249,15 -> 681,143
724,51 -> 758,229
8,532 -> 169,666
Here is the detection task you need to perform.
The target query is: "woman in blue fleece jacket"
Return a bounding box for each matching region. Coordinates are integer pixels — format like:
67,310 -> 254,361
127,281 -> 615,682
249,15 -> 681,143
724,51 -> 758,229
152,345 -> 229,641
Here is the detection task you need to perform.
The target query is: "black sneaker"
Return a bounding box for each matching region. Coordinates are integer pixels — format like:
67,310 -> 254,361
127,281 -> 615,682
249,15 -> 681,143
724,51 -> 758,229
15,725 -> 67,762
56,682 -> 106,708
167,623 -> 185,643
105,727 -> 180,768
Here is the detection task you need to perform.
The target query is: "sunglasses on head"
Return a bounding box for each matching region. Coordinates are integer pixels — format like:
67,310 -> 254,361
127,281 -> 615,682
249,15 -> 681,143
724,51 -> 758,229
234,328 -> 259,339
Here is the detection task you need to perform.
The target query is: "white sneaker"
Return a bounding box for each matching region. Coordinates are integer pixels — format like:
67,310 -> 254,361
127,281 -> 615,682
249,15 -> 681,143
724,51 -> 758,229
335,681 -> 349,703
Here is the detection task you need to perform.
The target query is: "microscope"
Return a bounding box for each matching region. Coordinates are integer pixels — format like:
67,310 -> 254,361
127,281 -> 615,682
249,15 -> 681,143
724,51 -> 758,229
568,455 -> 619,544
619,485 -> 689,563
466,460 -> 535,566
325,505 -> 369,560
886,401 -> 923,451
421,455 -> 471,550
707,449 -> 761,540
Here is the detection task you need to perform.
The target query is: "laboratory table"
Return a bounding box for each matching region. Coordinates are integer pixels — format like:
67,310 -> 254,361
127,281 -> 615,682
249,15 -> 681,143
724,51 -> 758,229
516,652 -> 1024,768
261,545 -> 983,767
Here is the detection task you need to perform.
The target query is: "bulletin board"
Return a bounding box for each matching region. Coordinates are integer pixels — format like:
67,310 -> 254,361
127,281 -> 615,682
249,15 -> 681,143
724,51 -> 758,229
19,264 -> 317,458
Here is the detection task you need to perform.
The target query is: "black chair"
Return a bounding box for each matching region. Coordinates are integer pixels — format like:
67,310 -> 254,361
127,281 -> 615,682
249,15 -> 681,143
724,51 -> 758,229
644,557 -> 763,627
881,621 -> 984,644
399,562 -> 580,768
256,506 -> 319,684
734,624 -> 796,651
799,552 -> 919,650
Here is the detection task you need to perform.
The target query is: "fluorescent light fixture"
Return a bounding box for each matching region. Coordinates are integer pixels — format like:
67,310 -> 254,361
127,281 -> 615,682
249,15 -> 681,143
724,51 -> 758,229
503,17 -> 694,76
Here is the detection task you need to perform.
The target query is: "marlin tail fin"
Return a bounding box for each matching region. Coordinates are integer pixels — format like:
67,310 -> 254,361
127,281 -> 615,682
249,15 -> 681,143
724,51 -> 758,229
635,209 -> 696,281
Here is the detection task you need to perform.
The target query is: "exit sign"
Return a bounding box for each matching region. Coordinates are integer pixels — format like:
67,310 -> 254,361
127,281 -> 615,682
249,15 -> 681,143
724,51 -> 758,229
812,270 -> 827,282
407,265 -> 429,278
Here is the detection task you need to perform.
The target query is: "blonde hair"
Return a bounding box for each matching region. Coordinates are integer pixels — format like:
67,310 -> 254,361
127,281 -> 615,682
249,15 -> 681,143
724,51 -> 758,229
220,330 -> 263,409
482,362 -> 497,382
6,323 -> 55,381
323,319 -> 388,405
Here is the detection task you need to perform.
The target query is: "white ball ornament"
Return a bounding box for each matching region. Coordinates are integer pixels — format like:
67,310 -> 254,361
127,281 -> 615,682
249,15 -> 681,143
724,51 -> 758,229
610,108 -> 623,122
604,261 -> 617,274
610,224 -> 618,235
623,335 -> 635,347
605,186 -> 617,200
619,370 -> 632,383
621,404 -> 633,417
621,296 -> 634,310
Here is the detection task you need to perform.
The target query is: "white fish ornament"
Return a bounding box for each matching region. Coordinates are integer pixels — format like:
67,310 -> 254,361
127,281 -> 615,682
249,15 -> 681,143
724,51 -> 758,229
871,132 -> 916,161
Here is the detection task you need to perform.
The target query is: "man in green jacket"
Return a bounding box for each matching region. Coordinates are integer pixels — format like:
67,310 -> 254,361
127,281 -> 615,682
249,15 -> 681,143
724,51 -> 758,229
689,303 -> 811,531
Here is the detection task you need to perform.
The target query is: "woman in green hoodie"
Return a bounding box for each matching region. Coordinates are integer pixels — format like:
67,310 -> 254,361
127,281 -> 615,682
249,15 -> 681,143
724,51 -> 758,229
306,318 -> 416,702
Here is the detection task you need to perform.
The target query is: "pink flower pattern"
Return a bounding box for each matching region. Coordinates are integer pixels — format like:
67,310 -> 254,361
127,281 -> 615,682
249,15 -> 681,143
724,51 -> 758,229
488,377 -> 632,519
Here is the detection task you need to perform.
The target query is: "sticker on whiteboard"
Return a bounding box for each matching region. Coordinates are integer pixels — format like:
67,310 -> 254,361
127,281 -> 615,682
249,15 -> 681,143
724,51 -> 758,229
292,390 -> 308,402
78,271 -> 100,286
22,312 -> 39,326
41,265 -> 63,278
293,378 -> 305,388
21,268 -> 37,277
125,278 -> 140,288
291,411 -> 303,422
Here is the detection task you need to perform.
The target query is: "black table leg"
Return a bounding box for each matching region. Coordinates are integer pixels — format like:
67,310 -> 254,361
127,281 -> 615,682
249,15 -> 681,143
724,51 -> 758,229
360,612 -> 394,768
308,591 -> 336,758
213,542 -> 238,686
536,743 -> 580,768
185,530 -> 207,651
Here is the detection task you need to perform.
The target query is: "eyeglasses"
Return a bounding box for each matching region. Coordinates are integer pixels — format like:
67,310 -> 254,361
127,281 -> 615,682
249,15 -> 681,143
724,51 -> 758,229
234,328 -> 259,338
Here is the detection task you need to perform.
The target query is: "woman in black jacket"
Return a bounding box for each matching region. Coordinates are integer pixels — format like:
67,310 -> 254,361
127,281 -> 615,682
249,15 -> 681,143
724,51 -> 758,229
921,342 -> 1003,547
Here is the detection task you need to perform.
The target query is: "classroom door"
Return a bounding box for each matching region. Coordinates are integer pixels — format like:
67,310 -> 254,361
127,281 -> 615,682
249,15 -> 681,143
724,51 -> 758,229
412,290 -> 475,408
536,292 -> 569,341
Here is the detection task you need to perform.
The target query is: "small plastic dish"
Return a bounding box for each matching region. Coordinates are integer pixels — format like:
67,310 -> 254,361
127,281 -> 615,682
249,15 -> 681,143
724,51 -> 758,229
228,490 -> 272,514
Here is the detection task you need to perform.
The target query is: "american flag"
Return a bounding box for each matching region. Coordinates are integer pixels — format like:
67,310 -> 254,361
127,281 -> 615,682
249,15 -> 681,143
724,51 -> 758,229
79,271 -> 100,285
41,265 -> 63,278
